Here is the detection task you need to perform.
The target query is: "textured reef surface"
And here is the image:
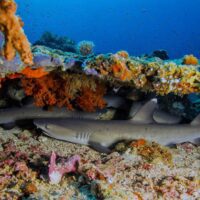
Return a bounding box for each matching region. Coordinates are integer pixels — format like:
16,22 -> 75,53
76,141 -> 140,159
0,128 -> 199,199
0,0 -> 199,199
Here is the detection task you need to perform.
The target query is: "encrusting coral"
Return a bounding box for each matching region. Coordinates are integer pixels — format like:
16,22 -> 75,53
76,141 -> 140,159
21,72 -> 107,112
0,0 -> 33,65
83,51 -> 200,95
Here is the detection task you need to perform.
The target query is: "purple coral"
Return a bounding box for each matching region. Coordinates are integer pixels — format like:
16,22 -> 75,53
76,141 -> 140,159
0,55 -> 24,75
77,40 -> 95,56
33,54 -> 52,67
0,31 -> 4,49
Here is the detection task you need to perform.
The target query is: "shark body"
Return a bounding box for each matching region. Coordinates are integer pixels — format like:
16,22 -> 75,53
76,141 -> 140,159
34,115 -> 200,152
34,99 -> 200,152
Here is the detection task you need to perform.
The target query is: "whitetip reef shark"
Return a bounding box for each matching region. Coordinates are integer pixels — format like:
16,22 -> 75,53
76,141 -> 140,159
0,95 -> 124,125
34,99 -> 200,152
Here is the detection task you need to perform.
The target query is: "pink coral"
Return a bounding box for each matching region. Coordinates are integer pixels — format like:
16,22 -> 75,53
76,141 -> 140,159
48,152 -> 81,184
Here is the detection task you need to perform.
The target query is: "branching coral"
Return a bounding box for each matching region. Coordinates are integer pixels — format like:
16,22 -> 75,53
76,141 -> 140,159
0,0 -> 33,65
21,72 -> 107,112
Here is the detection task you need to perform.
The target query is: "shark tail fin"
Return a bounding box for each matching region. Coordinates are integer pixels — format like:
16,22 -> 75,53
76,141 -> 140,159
191,114 -> 200,126
130,98 -> 157,124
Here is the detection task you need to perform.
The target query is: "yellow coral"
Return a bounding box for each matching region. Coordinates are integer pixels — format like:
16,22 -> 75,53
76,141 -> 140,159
0,0 -> 33,65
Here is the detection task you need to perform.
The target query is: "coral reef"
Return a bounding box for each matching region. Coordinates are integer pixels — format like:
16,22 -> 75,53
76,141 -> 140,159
0,44 -> 199,96
21,72 -> 107,111
77,40 -> 95,56
183,54 -> 199,65
83,51 -> 200,95
34,31 -> 76,53
0,0 -> 33,65
0,127 -> 199,199
21,66 -> 49,78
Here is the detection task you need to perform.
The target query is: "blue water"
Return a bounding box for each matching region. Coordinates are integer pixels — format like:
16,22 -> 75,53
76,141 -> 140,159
16,0 -> 200,58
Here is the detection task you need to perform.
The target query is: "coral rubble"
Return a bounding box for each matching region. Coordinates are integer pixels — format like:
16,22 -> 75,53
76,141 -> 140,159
0,128 -> 199,199
0,0 -> 33,65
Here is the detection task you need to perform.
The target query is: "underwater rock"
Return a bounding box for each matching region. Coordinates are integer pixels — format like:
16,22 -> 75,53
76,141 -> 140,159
34,31 -> 76,53
151,49 -> 169,60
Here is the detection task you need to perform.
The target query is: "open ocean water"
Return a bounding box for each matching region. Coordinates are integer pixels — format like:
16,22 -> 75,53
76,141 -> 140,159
16,0 -> 200,58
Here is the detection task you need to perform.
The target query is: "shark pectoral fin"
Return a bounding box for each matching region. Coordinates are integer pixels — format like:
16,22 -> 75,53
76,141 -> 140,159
88,141 -> 111,153
191,114 -> 200,126
130,98 -> 158,124
153,108 -> 182,124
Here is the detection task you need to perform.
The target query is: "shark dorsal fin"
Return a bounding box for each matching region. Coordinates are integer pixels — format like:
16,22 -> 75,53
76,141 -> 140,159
191,114 -> 200,126
130,98 -> 157,124
153,109 -> 182,124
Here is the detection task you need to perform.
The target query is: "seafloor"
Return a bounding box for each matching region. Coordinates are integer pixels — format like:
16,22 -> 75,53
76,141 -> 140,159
0,126 -> 199,200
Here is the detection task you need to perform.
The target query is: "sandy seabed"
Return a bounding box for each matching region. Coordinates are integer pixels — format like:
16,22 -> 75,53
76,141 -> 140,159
0,126 -> 199,200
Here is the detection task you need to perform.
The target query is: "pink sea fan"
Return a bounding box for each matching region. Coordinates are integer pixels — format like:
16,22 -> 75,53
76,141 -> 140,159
48,152 -> 81,184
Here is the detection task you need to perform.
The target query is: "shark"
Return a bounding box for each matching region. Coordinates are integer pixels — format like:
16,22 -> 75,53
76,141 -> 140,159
0,95 -> 124,125
34,99 -> 200,152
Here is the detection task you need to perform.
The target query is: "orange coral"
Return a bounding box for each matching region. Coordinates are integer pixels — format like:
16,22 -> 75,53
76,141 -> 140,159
0,0 -> 33,65
21,66 -> 49,78
130,139 -> 147,147
21,73 -> 69,108
116,50 -> 129,59
21,72 -> 106,112
183,54 -> 198,65
76,85 -> 106,112
112,62 -> 132,81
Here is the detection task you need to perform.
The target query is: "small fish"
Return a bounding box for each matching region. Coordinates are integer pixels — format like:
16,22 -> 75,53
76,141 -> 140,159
34,99 -> 200,152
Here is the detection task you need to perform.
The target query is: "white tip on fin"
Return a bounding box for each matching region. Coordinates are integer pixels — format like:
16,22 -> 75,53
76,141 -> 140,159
130,98 -> 158,124
153,109 -> 182,124
191,114 -> 200,126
